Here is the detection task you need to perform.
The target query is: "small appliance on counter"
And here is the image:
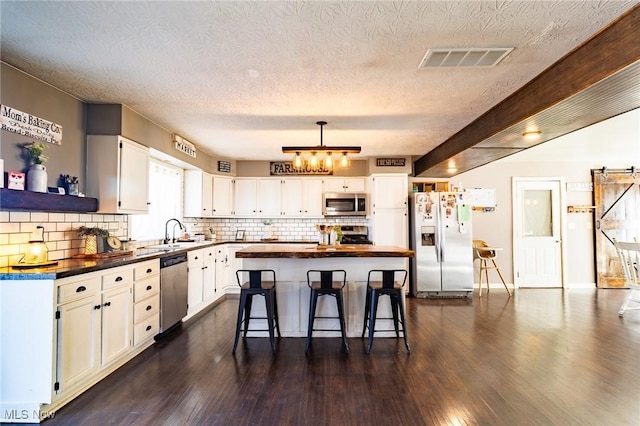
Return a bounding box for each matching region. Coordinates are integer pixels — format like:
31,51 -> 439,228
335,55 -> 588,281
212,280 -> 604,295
339,225 -> 372,245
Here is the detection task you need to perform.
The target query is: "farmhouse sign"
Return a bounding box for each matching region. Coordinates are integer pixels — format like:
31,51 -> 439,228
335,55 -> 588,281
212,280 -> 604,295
1,105 -> 63,145
270,161 -> 333,176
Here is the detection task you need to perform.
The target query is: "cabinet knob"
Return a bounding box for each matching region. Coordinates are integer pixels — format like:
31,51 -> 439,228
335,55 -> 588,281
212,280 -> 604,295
146,285 -> 152,291
103,301 -> 111,307
94,305 -> 101,310
146,305 -> 152,311
115,276 -> 123,282
76,285 -> 87,293
146,268 -> 152,274
146,325 -> 152,331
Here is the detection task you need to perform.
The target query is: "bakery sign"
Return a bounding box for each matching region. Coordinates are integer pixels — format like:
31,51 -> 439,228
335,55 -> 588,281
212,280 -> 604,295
0,105 -> 63,145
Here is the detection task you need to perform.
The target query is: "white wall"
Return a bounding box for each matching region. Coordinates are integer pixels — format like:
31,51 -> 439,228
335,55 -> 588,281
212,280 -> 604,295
456,109 -> 640,287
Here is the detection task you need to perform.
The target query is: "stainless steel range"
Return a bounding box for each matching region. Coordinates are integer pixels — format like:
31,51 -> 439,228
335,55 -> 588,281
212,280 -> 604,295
340,225 -> 372,245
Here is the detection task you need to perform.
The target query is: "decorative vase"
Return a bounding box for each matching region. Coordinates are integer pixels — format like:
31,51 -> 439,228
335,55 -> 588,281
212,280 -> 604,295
27,164 -> 48,193
84,235 -> 98,255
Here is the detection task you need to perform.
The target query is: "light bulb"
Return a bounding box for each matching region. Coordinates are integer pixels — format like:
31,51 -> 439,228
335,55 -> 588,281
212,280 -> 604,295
293,152 -> 303,168
309,152 -> 319,168
339,152 -> 350,168
324,152 -> 333,169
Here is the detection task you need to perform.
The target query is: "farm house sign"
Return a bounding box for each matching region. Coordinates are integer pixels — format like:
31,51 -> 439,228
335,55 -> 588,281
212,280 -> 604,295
1,105 -> 63,145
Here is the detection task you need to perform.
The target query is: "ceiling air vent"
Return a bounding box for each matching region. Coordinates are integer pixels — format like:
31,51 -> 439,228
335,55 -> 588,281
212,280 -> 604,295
419,47 -> 514,68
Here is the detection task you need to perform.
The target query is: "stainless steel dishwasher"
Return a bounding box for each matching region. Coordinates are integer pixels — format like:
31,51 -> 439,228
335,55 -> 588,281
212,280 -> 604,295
158,252 -> 188,335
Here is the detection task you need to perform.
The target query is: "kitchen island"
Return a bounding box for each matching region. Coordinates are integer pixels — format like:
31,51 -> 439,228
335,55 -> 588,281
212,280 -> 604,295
235,244 -> 414,338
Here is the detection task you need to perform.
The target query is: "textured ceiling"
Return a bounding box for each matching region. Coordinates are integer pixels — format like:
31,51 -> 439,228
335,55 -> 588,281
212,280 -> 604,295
1,1 -> 638,163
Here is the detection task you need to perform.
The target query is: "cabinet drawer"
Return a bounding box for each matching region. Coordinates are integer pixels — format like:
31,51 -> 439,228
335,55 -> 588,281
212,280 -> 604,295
134,277 -> 160,302
57,276 -> 100,304
134,294 -> 160,323
134,260 -> 159,280
134,314 -> 159,346
188,249 -> 204,266
102,267 -> 134,290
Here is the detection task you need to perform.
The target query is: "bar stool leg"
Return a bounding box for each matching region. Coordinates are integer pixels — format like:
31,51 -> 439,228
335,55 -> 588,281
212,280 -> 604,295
477,261 -> 484,297
264,292 -> 276,354
273,288 -> 282,337
361,286 -> 371,338
243,295 -> 254,337
390,296 -> 400,337
366,290 -> 379,354
335,290 -> 349,354
305,290 -> 319,354
233,291 -> 248,354
396,292 -> 410,354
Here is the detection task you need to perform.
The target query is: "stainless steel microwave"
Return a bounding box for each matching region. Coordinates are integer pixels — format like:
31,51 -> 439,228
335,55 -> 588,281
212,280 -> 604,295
323,192 -> 367,216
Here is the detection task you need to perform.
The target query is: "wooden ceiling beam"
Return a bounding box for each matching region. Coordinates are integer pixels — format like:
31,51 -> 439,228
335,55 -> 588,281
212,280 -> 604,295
414,4 -> 640,177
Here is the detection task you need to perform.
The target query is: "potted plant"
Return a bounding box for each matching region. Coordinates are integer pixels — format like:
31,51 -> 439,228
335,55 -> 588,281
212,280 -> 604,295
77,226 -> 110,255
21,142 -> 49,193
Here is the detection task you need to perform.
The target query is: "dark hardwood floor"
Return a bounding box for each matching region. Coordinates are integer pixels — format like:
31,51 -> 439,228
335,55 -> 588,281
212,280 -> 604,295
43,289 -> 640,425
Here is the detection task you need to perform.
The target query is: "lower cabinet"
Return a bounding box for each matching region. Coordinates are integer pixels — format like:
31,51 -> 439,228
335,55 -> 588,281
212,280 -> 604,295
51,260 -> 158,410
187,246 -> 218,318
226,244 -> 247,294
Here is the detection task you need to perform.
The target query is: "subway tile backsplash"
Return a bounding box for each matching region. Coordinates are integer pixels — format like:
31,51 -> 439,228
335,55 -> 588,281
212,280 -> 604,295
0,213 -> 369,267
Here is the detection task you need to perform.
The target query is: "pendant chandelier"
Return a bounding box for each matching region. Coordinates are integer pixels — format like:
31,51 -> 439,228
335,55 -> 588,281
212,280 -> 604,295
282,121 -> 361,170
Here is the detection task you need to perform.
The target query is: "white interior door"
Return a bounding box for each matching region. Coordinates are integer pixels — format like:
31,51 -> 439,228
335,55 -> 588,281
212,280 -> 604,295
513,178 -> 564,287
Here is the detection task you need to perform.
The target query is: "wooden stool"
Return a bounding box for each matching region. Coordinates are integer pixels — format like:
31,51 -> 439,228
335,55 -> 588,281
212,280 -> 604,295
362,269 -> 410,354
473,240 -> 511,297
305,269 -> 349,354
233,269 -> 281,354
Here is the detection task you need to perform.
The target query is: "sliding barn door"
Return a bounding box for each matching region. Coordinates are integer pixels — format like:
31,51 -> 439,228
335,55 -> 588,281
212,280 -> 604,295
593,168 -> 640,288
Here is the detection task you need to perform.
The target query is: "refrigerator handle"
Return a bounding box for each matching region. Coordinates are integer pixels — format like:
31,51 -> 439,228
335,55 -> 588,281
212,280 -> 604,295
434,200 -> 442,263
439,202 -> 445,263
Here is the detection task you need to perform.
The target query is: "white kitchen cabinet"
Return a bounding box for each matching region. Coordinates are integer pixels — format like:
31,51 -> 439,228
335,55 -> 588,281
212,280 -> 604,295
257,178 -> 282,217
100,284 -> 132,367
86,135 -> 150,214
226,244 -> 248,295
216,245 -> 231,293
202,246 -> 217,302
187,249 -> 205,314
187,246 -> 218,317
184,170 -> 213,217
132,260 -> 160,346
324,177 -> 366,193
371,174 -> 409,250
234,178 -> 257,216
212,175 -> 233,216
371,174 -> 409,209
282,178 -> 323,217
56,277 -> 101,394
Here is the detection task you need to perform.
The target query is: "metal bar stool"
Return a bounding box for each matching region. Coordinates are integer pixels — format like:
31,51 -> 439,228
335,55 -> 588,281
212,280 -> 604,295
305,269 -> 349,354
233,269 -> 281,354
361,269 -> 410,354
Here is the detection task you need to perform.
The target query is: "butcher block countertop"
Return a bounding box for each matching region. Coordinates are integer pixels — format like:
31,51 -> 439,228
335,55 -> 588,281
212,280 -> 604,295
236,244 -> 414,258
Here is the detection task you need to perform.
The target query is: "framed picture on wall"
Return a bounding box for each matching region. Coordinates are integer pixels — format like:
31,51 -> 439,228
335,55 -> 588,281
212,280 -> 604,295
235,229 -> 245,241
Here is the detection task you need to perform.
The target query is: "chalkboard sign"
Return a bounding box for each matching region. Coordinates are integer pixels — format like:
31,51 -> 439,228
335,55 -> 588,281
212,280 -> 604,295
218,161 -> 231,173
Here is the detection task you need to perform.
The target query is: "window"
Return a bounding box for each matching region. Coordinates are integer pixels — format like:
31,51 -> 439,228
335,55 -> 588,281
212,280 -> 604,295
130,159 -> 183,240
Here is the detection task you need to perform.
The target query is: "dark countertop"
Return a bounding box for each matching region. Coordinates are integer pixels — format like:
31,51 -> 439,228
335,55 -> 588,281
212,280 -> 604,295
0,239 -> 315,280
236,244 -> 415,259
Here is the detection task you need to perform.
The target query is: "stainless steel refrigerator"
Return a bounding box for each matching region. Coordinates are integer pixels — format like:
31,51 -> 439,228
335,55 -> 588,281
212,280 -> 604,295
410,192 -> 473,297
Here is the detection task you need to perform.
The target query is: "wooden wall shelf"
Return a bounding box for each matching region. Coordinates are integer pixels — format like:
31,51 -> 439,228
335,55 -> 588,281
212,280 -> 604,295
0,188 -> 98,213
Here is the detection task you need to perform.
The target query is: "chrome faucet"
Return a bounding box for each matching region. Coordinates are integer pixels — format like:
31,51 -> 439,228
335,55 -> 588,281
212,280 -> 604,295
164,218 -> 184,244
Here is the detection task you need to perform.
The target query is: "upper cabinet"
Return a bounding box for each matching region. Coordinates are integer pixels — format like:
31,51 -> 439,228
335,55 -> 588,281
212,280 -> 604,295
324,177 -> 366,193
184,170 -> 213,217
212,175 -> 233,217
234,178 -> 257,217
371,174 -> 408,209
257,179 -> 282,217
86,135 -> 150,214
282,178 -> 323,217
